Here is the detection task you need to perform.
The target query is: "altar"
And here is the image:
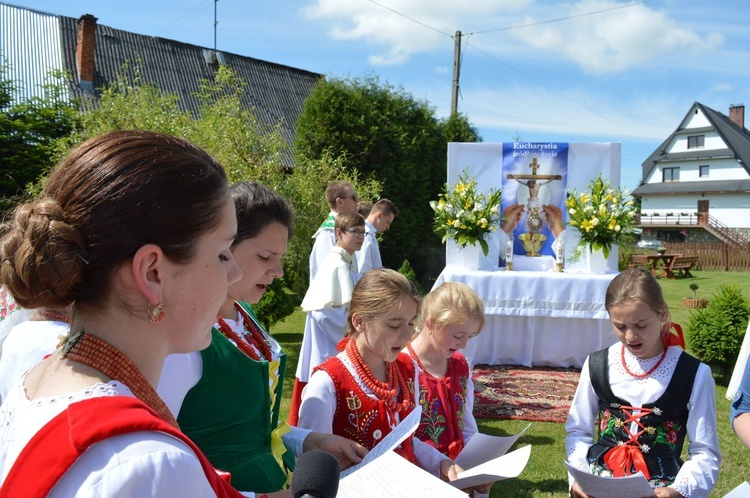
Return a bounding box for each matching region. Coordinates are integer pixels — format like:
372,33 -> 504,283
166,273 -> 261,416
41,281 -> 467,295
433,267 -> 618,368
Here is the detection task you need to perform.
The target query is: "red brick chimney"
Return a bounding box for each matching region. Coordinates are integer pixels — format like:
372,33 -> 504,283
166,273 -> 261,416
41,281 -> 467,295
76,14 -> 98,89
729,104 -> 745,129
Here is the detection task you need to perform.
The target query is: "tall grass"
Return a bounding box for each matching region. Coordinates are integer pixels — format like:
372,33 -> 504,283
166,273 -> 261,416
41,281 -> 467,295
271,270 -> 750,497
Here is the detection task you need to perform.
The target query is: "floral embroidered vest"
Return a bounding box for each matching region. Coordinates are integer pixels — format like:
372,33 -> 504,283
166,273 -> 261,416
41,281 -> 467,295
412,352 -> 469,460
316,352 -> 418,465
586,348 -> 700,481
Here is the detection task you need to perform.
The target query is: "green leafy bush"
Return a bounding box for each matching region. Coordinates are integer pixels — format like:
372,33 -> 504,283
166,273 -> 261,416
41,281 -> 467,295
397,259 -> 423,295
253,279 -> 297,331
686,284 -> 750,383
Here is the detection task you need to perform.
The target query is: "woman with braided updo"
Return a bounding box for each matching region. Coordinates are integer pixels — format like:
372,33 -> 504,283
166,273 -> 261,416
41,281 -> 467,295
0,130 -> 250,497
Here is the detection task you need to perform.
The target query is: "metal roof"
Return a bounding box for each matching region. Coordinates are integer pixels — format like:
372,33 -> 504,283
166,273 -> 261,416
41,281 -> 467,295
2,2 -> 321,151
0,3 -> 67,103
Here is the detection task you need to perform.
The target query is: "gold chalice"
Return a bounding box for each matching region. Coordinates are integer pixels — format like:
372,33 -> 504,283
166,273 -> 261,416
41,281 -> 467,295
518,233 -> 547,257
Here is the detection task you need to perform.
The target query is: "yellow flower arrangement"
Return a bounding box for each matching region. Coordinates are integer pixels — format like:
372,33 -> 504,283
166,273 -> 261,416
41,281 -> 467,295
430,170 -> 502,256
565,174 -> 636,259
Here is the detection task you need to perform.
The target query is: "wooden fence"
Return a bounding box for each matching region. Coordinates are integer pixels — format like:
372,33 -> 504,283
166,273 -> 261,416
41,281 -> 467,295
662,242 -> 750,271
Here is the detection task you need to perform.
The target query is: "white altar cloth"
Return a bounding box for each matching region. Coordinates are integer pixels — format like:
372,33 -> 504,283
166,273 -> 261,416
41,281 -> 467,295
433,267 -> 619,368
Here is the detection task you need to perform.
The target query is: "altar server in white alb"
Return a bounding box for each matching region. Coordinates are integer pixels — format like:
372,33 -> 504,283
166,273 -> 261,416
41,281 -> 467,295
289,212 -> 365,425
356,198 -> 399,275
566,269 -> 720,498
309,181 -> 359,280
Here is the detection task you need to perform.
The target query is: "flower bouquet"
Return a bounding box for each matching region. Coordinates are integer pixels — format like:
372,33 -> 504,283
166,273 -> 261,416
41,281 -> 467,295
565,174 -> 636,259
430,169 -> 502,256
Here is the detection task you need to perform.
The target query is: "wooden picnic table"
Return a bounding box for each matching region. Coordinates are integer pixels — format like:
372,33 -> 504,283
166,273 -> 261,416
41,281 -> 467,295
630,253 -> 683,279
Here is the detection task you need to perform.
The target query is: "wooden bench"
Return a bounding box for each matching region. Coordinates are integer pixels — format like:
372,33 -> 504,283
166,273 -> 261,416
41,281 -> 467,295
670,255 -> 699,278
629,254 -> 650,269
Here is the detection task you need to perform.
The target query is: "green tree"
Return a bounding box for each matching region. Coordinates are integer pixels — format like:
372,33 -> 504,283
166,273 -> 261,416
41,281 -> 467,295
0,67 -> 79,211
295,75 -> 480,287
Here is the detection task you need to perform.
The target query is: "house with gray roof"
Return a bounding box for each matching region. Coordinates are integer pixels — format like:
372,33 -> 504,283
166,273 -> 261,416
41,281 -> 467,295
633,102 -> 750,244
0,2 -> 321,154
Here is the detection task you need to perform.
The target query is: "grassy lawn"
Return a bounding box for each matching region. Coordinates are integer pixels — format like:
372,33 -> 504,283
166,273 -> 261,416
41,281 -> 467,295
270,270 -> 750,497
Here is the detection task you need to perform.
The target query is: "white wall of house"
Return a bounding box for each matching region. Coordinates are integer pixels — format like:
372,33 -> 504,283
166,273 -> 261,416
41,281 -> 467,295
641,194 -> 750,228
644,158 -> 749,184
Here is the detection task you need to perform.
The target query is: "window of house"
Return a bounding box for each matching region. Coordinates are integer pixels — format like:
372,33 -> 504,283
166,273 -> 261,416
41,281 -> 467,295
699,165 -> 709,177
662,167 -> 680,182
687,135 -> 705,149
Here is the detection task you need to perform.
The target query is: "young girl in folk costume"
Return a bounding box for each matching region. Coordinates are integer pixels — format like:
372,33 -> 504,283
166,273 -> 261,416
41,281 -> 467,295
0,130 -> 248,497
406,282 -> 493,497
288,212 -> 365,425
297,268 -> 463,481
158,182 -> 364,496
566,269 -> 721,498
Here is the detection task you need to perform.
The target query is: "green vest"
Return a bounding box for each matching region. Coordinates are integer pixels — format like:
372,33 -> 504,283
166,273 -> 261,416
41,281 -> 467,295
177,303 -> 293,492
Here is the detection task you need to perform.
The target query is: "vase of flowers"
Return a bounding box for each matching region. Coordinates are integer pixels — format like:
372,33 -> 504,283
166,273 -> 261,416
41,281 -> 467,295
430,169 -> 502,268
565,174 -> 636,274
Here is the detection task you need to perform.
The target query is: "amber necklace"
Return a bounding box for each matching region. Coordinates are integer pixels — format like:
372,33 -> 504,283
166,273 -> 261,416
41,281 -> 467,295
61,330 -> 178,428
346,339 -> 412,413
620,343 -> 668,379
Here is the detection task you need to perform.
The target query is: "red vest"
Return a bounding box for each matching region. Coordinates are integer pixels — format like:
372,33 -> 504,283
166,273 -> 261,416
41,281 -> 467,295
412,352 -> 470,460
0,396 -> 243,498
316,352 -> 418,465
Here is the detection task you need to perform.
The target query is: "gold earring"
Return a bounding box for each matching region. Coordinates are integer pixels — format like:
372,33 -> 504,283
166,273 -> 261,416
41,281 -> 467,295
148,301 -> 165,323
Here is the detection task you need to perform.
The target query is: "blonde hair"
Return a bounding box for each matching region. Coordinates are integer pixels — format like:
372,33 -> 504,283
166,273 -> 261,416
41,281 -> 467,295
346,268 -> 420,337
605,268 -> 669,319
417,282 -> 485,336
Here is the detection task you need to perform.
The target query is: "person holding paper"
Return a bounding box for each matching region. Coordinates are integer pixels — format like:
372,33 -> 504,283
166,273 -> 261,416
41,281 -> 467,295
406,281 -> 493,497
565,269 -> 721,498
297,268 -> 462,481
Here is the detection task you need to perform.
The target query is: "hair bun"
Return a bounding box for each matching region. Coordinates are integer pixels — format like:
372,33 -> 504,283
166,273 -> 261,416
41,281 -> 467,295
1,198 -> 85,309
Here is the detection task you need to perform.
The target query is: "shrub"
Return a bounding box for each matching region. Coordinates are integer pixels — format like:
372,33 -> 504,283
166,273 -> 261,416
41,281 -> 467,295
253,279 -> 297,331
397,259 -> 423,295
686,284 -> 750,383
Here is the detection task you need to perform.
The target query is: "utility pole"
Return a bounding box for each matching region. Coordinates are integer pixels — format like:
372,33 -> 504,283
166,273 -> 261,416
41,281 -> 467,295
213,0 -> 218,51
450,30 -> 461,116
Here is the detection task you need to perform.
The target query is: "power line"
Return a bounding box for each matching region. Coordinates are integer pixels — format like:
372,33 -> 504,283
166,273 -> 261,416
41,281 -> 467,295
363,0 -> 452,38
470,1 -> 651,35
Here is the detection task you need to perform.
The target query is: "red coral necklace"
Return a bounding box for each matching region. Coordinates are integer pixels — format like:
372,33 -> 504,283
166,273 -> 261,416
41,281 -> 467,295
215,302 -> 272,362
620,344 -> 667,379
346,339 -> 412,413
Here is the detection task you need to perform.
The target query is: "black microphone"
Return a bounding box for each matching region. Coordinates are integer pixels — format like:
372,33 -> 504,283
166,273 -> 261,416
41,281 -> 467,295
291,449 -> 340,498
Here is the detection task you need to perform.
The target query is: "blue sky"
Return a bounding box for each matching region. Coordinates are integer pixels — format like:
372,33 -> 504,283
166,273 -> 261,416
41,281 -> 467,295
7,0 -> 750,190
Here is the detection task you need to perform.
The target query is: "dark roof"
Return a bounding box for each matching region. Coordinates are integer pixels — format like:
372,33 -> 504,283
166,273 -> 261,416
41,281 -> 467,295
56,16 -> 321,148
639,102 -> 750,182
51,14 -> 321,151
633,179 -> 750,196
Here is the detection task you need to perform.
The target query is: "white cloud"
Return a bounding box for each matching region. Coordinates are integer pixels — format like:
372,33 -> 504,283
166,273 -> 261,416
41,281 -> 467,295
302,0 -> 531,66
302,0 -> 724,73
512,0 -> 724,74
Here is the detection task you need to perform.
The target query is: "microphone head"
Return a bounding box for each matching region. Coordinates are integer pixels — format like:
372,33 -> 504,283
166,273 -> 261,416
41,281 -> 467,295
291,449 -> 340,498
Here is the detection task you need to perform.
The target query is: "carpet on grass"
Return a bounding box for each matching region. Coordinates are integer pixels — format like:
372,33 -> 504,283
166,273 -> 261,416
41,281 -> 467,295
472,364 -> 581,423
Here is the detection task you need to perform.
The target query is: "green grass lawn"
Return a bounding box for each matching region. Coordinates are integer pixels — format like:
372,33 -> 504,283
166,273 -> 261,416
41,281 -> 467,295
270,270 -> 750,497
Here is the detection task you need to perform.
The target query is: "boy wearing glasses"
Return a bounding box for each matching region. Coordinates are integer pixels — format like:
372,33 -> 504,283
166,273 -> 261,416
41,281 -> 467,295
291,212 -> 366,425
309,181 -> 359,279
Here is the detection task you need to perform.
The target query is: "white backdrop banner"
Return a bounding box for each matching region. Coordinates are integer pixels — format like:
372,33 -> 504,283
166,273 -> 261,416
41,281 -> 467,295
445,142 -> 622,272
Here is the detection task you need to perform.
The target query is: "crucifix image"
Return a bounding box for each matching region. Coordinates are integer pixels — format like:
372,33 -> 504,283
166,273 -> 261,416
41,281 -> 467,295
506,157 -> 562,256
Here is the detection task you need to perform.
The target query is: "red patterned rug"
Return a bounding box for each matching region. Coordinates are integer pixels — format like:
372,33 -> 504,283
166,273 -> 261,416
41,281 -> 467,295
472,364 -> 581,424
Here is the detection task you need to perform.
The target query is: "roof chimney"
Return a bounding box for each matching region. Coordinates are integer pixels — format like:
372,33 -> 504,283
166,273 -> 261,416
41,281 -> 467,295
729,104 -> 745,130
76,14 -> 98,93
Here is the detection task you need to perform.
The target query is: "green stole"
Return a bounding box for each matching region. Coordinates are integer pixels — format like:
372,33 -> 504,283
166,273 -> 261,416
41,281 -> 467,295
177,303 -> 293,492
